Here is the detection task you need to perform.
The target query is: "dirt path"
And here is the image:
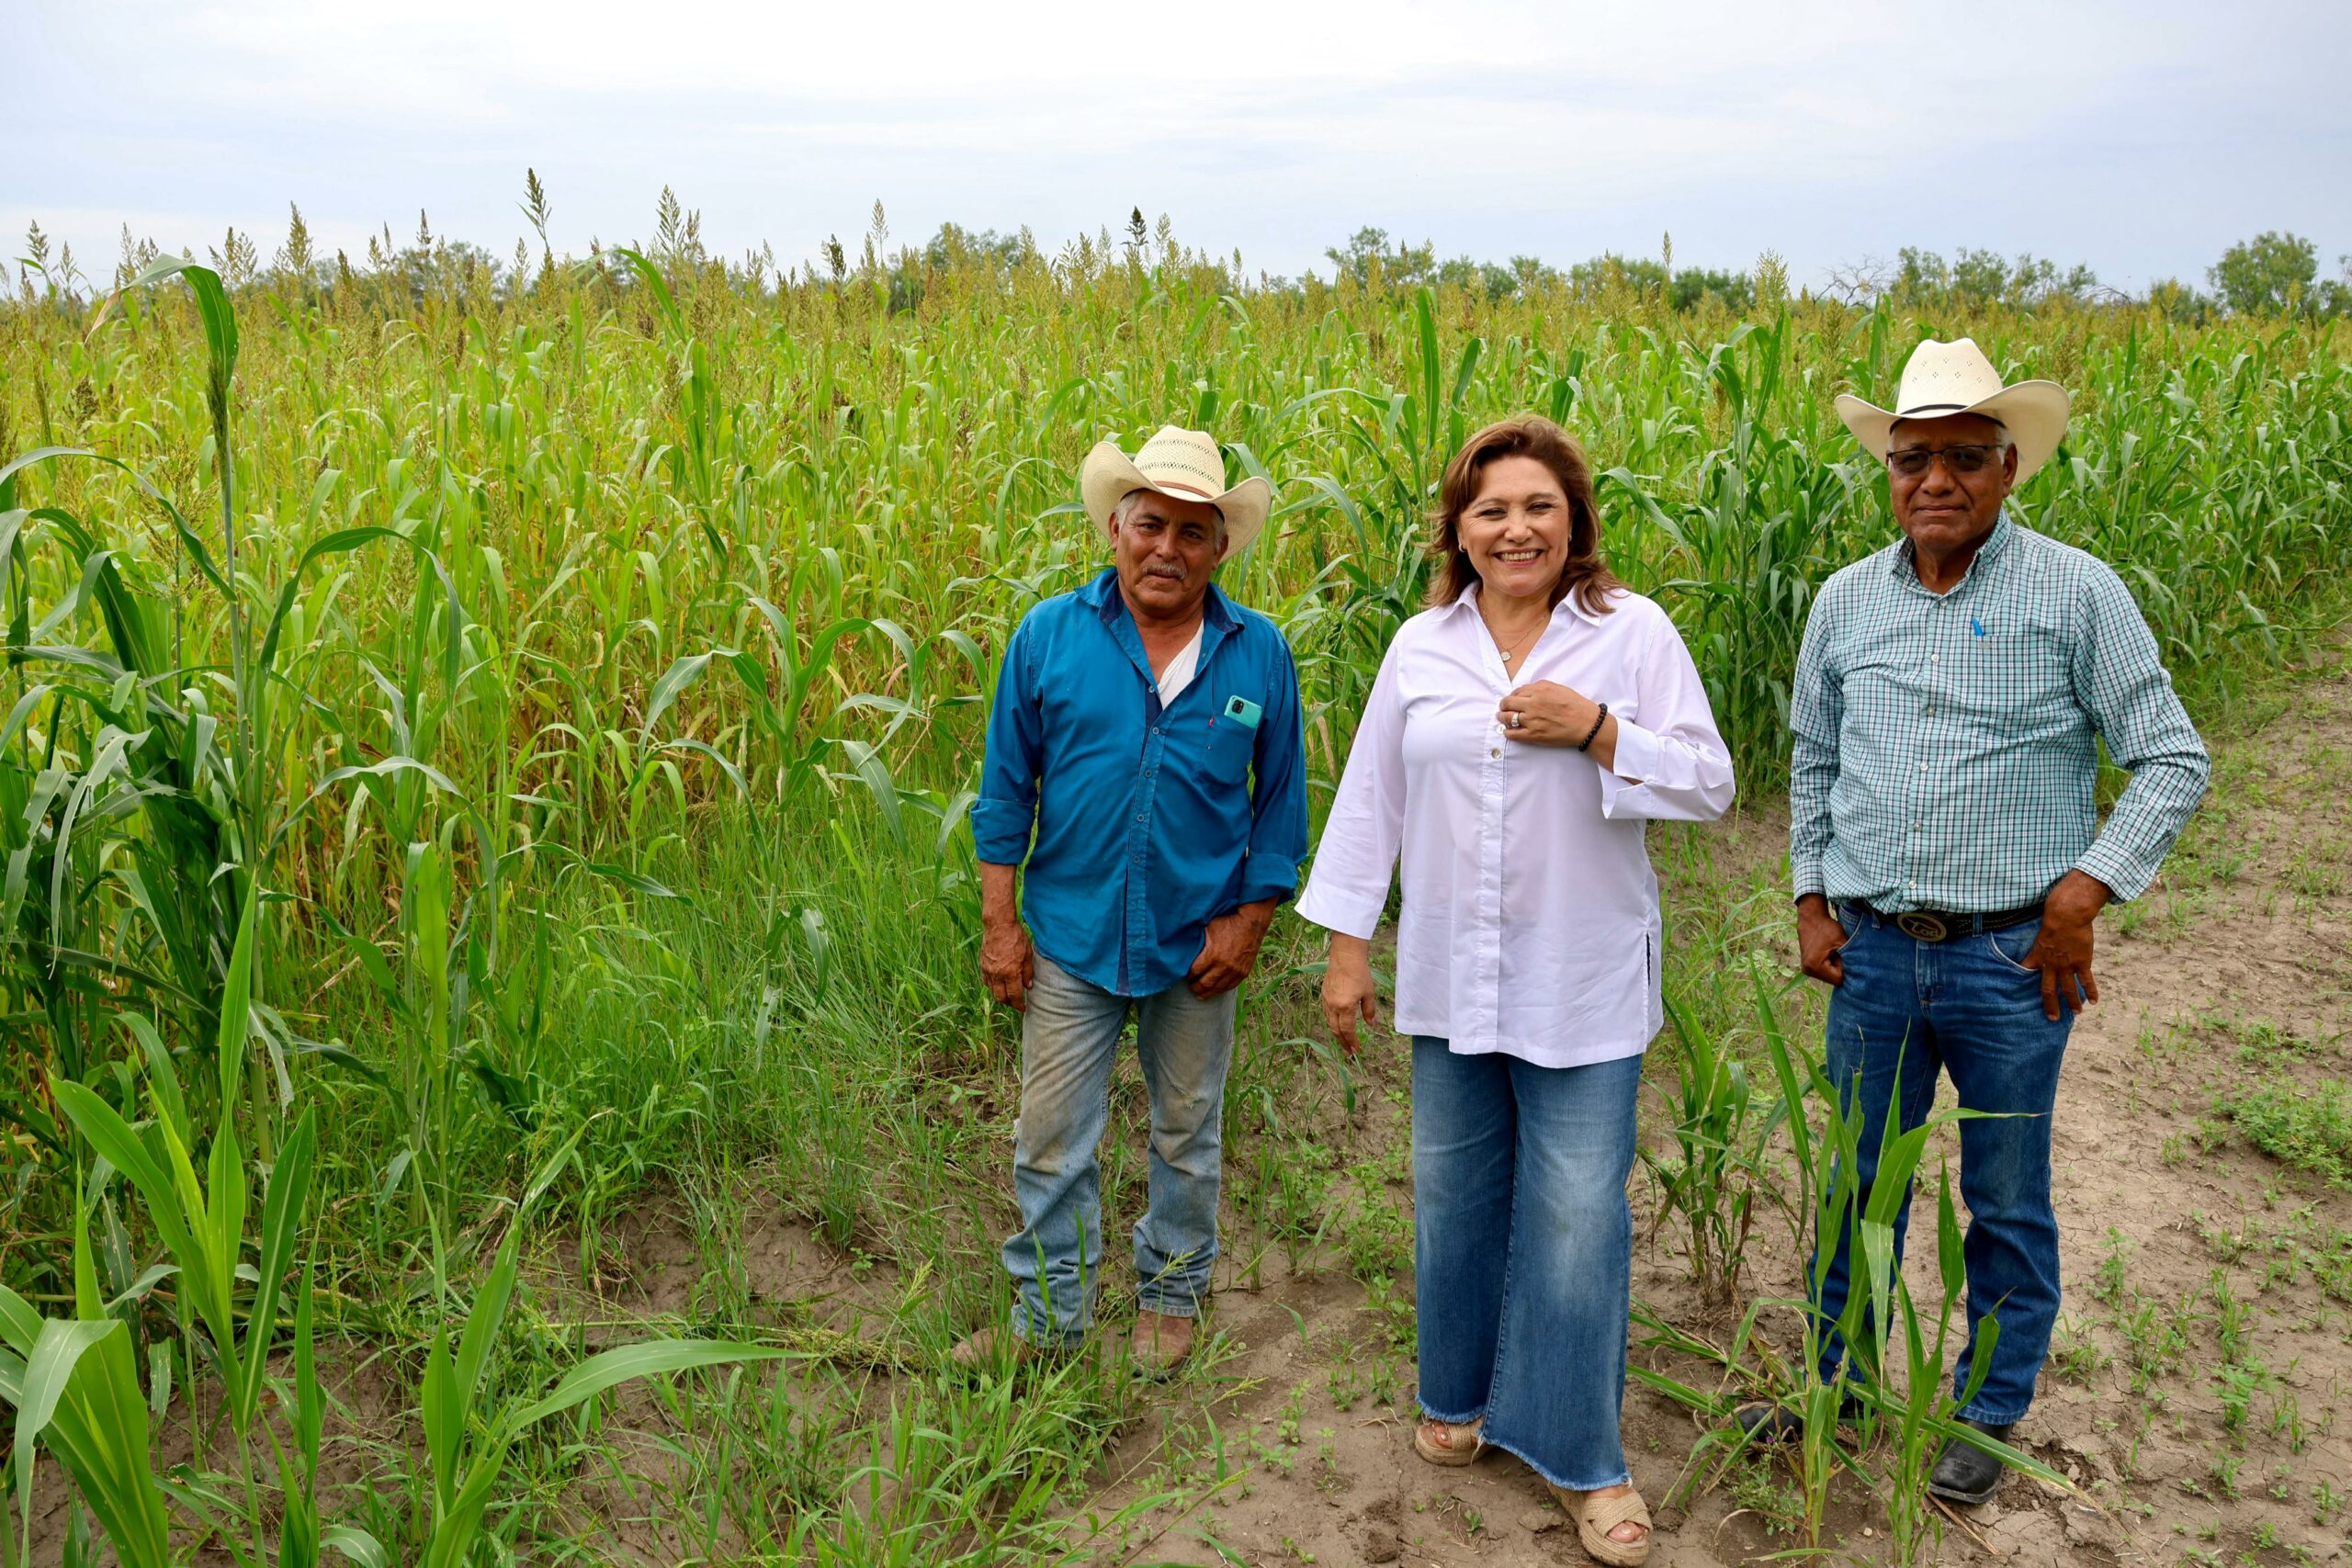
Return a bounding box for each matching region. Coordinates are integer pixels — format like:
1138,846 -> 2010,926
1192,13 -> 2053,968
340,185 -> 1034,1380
1082,648 -> 2352,1568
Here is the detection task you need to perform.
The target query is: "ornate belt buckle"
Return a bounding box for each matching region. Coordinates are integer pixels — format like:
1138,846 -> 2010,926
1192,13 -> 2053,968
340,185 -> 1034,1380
1895,911 -> 1949,942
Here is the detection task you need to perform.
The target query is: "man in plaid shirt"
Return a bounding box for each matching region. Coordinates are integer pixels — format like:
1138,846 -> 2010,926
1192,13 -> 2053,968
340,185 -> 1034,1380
1737,340 -> 2210,1505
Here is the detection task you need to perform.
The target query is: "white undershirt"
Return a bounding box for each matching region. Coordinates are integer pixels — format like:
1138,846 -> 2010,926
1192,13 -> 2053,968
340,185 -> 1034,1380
1156,624 -> 1205,704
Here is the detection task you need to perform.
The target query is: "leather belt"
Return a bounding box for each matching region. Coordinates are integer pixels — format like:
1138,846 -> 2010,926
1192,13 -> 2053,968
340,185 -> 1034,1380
1843,901 -> 2044,943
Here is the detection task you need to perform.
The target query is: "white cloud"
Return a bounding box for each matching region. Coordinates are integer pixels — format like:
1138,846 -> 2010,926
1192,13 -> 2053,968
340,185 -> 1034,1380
10,0 -> 2348,290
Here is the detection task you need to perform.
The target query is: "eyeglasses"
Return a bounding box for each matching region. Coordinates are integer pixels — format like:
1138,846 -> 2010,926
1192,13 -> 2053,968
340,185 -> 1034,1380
1885,444 -> 2005,479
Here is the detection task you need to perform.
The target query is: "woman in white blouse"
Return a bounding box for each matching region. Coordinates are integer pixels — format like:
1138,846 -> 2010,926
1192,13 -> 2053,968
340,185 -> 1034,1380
1298,417 -> 1732,1568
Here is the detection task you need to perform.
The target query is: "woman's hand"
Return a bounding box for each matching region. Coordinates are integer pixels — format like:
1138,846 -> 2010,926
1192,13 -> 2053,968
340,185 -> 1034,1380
1320,934 -> 1380,1055
1499,681 -> 1607,750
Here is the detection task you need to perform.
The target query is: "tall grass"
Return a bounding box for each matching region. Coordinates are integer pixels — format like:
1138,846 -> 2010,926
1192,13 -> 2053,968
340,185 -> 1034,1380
1,220 -> 2347,1561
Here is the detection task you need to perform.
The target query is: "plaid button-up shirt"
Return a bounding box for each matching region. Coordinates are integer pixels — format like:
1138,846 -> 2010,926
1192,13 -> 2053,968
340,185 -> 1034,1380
1791,515 -> 2210,913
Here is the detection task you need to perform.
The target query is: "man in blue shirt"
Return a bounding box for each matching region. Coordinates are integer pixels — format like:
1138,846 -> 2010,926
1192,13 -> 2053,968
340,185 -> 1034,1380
958,426 -> 1309,1375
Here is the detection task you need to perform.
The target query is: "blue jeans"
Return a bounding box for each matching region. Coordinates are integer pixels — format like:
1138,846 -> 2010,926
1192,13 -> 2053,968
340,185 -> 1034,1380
1813,908 -> 2074,1424
1412,1039 -> 1642,1491
1001,954 -> 1236,1345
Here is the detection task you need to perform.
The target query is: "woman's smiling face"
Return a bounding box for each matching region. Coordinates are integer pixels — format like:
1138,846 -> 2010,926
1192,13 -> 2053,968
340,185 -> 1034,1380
1458,454 -> 1571,604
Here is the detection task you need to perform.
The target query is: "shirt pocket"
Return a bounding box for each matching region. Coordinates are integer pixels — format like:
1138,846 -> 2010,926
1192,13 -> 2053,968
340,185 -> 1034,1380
1960,610 -> 2073,738
1202,715 -> 1255,784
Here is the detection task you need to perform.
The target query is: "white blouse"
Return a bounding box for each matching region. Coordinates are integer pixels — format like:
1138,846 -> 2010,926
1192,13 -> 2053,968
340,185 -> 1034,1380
1296,586 -> 1735,1067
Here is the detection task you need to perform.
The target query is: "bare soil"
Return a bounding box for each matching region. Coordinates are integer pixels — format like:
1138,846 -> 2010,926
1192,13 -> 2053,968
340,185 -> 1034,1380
1068,650 -> 2352,1567
441,649 -> 2352,1566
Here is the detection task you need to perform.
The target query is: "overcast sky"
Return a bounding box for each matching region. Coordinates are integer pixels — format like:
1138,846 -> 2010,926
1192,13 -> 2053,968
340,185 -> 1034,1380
10,0 -> 2348,295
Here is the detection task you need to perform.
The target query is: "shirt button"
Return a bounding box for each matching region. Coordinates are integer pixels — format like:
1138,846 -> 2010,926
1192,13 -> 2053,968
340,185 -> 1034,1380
1930,653 -> 1939,663
1924,706 -> 1935,716
1491,748 -> 1501,759
1917,762 -> 1928,772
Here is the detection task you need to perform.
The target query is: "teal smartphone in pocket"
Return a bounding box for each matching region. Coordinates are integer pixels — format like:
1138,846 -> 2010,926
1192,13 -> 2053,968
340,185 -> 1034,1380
1223,694 -> 1262,730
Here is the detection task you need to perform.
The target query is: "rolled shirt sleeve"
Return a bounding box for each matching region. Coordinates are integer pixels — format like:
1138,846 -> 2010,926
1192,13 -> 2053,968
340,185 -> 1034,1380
1598,605 -> 1736,823
2068,563 -> 2211,900
969,617 -> 1042,864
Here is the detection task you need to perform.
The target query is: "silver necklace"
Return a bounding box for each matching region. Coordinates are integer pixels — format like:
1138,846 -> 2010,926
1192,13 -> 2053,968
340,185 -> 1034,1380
1487,613 -> 1545,669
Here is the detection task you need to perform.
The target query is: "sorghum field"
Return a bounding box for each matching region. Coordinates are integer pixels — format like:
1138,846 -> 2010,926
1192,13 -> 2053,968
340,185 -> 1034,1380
3,223 -> 2349,1566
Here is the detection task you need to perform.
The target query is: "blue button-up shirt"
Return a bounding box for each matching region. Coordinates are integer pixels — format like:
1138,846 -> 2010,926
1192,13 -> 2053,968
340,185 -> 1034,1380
972,569 -> 1310,997
1791,515 -> 2210,913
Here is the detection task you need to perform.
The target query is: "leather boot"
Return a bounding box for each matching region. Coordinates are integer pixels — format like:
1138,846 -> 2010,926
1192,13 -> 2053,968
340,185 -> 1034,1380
1127,1310 -> 1195,1378
1927,1416 -> 2017,1506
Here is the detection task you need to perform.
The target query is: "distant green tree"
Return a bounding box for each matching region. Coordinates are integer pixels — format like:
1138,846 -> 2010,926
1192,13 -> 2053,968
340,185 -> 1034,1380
2322,256 -> 2352,318
1325,232 -> 1736,308
2208,231 -> 2319,315
1567,254 -> 1668,297
2007,254 -> 2100,305
1431,254 -> 1526,300
922,222 -> 1024,273
1325,227 -> 1437,287
1509,255 -> 1560,292
1897,247 -> 2098,308
2143,277 -> 2212,323
1670,266 -> 1754,312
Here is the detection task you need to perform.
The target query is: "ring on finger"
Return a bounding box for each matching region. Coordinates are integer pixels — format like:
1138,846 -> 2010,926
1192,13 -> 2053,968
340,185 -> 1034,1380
1506,710 -> 1522,729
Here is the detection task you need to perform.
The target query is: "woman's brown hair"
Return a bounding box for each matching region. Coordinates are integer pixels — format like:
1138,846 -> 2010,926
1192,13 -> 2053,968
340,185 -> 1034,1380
1427,416 -> 1623,615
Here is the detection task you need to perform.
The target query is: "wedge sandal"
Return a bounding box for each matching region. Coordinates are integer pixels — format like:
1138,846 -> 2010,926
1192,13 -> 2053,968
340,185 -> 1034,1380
1411,1416 -> 1485,1467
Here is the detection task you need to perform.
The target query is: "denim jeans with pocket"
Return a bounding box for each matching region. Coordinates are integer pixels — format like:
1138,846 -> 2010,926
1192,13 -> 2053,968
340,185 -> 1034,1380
1812,907 -> 2075,1423
1412,1038 -> 1643,1491
1001,954 -> 1236,1345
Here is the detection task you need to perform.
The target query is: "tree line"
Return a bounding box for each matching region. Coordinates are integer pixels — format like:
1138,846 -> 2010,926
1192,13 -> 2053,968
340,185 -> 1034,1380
12,180 -> 2348,323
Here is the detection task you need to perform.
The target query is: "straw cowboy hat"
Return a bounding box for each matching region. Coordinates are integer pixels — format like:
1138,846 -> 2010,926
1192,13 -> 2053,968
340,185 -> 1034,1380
1836,337 -> 2071,485
1080,426 -> 1273,555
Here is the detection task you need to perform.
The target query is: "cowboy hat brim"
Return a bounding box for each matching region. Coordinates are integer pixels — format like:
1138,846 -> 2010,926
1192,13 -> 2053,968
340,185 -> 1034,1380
1080,441 -> 1272,556
1835,379 -> 2071,486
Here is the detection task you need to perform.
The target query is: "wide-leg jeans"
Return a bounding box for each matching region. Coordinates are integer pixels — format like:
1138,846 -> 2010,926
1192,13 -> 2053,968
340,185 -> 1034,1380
1812,907 -> 2075,1424
1001,954 -> 1237,1346
1412,1038 -> 1643,1492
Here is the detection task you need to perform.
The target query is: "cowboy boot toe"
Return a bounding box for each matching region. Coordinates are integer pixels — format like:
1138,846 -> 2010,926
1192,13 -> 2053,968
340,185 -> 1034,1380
1927,1418 -> 2015,1506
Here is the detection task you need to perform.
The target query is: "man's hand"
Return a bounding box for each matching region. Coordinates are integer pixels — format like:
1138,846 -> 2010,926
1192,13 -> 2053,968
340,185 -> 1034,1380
980,917 -> 1036,1010
978,861 -> 1035,1011
2022,870 -> 2111,1021
1320,934 -> 1379,1055
1796,894 -> 1849,987
1188,898 -> 1279,999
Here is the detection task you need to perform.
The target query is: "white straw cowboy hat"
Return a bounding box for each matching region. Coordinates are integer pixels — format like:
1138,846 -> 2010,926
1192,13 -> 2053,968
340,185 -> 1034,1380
1080,425 -> 1273,555
1836,337 -> 2071,485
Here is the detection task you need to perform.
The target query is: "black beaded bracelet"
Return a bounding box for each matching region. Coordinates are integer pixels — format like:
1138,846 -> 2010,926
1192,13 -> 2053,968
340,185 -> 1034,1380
1577,702 -> 1610,753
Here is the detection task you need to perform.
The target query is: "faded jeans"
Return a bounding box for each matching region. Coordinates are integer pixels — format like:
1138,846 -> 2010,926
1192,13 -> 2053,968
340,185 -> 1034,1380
1412,1039 -> 1643,1492
1001,954 -> 1236,1346
1812,907 -> 2075,1424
